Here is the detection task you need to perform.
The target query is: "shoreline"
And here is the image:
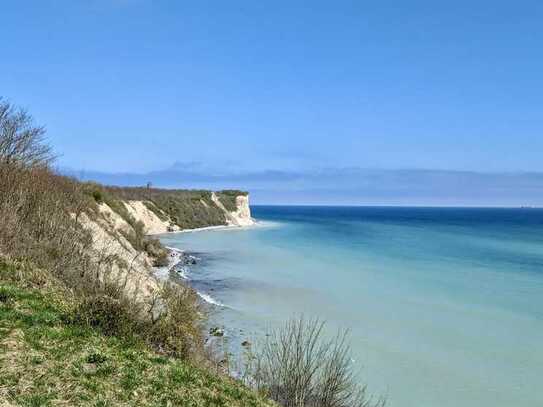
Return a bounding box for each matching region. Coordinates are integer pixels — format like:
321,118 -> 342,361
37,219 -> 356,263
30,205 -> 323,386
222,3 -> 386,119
148,219 -> 262,237
174,223 -> 256,234
152,218 -> 277,336
151,218 -> 262,299
153,246 -> 184,281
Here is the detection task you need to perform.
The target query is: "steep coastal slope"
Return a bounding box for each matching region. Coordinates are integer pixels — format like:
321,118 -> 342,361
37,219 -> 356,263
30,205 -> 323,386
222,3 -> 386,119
0,182 -> 266,406
102,186 -> 254,231
78,185 -> 254,300
78,186 -> 257,316
211,192 -> 254,227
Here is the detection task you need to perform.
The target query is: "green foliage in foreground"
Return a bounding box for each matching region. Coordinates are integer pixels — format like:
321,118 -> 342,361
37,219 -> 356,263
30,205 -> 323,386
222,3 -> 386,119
0,263 -> 274,407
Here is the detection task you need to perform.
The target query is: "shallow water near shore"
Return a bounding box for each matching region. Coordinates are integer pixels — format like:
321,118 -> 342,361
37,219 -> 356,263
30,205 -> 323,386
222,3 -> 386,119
158,206 -> 543,407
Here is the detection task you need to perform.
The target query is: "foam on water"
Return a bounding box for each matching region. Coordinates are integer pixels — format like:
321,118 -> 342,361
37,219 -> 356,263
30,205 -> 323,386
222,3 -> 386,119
175,266 -> 190,280
197,291 -> 225,307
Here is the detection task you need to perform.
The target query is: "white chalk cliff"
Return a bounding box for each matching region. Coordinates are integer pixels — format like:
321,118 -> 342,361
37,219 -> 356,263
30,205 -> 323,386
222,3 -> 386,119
77,192 -> 254,301
211,192 -> 255,227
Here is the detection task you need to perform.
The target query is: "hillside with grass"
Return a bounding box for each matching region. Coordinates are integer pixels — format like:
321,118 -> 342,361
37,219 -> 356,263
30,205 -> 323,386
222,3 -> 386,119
0,98 -> 382,407
0,260 -> 274,407
0,99 -> 271,407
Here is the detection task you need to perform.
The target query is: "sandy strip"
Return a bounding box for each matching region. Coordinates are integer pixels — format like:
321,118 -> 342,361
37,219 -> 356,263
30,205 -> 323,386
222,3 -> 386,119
149,221 -> 266,236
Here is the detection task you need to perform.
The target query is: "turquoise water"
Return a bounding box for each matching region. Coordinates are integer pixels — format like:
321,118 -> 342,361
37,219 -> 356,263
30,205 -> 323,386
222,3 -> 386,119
158,206 -> 543,407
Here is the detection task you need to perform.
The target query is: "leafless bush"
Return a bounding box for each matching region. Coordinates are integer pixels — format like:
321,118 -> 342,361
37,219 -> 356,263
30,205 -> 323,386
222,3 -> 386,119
0,98 -> 53,168
0,165 -> 93,282
247,317 -> 385,407
146,282 -> 206,359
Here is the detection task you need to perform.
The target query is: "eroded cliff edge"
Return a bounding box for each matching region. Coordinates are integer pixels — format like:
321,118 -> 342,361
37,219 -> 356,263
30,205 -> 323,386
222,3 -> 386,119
78,186 -> 254,300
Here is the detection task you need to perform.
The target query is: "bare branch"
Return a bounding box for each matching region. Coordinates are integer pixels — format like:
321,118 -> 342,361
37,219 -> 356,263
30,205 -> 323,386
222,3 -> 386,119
0,98 -> 54,168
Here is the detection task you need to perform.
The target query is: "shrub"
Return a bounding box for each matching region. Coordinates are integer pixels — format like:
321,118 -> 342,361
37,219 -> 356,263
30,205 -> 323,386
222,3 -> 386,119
247,316 -> 385,407
146,283 -> 205,360
92,189 -> 103,203
73,293 -> 140,337
143,237 -> 170,267
153,250 -> 170,267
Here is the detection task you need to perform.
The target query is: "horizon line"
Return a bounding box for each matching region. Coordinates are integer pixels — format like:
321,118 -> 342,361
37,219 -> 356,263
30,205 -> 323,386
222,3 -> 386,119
250,203 -> 543,209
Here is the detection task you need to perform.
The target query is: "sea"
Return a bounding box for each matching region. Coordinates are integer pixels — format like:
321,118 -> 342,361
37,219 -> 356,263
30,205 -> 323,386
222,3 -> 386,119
157,206 -> 543,407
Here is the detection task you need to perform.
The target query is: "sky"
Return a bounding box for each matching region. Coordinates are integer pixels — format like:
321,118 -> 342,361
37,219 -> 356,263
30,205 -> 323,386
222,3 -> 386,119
2,1 -> 543,204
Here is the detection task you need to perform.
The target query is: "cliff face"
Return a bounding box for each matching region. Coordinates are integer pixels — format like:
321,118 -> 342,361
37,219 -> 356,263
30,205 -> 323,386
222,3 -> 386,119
102,187 -> 253,230
210,192 -> 255,227
123,200 -> 180,235
77,202 -> 160,301
127,191 -> 254,234
78,190 -> 254,301
232,194 -> 254,225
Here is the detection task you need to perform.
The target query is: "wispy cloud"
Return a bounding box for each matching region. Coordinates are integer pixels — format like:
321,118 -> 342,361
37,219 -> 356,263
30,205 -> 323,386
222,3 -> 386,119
62,164 -> 543,206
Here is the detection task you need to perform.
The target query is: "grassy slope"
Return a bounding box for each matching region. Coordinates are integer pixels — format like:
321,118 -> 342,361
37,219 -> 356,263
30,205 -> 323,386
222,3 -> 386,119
0,263 -> 274,407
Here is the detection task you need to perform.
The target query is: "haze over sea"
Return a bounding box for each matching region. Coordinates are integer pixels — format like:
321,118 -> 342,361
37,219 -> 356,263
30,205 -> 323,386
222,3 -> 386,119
159,206 -> 543,407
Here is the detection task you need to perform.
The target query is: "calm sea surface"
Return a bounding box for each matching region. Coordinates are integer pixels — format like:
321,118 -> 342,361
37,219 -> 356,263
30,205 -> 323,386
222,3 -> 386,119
158,206 -> 543,407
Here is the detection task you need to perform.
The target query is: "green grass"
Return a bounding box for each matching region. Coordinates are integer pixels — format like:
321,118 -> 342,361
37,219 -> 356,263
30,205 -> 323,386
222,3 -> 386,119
0,265 -> 274,407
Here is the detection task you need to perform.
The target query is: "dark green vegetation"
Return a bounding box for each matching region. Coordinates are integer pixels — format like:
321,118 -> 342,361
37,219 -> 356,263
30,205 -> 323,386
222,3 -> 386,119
95,186 -> 248,230
0,261 -> 274,407
216,190 -> 247,212
81,183 -> 169,265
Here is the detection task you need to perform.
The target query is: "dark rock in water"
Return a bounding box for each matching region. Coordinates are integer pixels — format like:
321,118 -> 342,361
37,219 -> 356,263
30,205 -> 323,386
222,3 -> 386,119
241,340 -> 251,347
209,327 -> 224,337
178,253 -> 198,266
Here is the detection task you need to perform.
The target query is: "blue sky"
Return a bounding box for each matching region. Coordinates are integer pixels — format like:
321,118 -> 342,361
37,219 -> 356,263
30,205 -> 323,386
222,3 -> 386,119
2,1 -> 543,204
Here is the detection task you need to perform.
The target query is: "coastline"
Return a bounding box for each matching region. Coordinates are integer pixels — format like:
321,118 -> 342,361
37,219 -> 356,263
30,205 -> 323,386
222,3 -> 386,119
166,223 -> 256,234
151,223 -> 259,302
148,219 -> 261,237
150,219 -> 273,311
153,246 -> 223,305
153,246 -> 184,281
149,195 -> 259,308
